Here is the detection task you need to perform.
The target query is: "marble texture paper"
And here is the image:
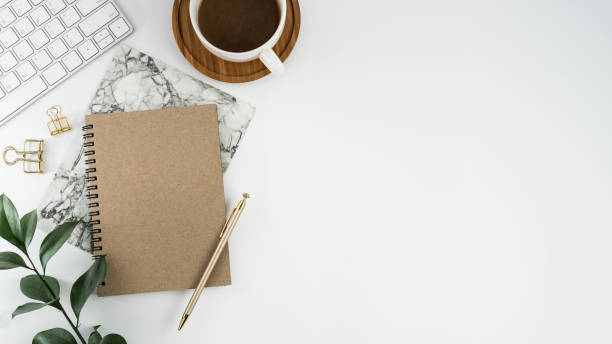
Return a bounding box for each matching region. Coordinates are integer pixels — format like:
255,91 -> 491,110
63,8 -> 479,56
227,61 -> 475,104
38,45 -> 255,251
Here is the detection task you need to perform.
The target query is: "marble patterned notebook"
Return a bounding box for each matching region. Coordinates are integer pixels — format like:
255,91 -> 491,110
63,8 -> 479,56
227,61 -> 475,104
37,45 -> 255,251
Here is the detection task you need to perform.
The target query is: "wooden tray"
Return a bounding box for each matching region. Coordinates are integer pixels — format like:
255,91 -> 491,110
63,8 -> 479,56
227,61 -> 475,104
172,0 -> 301,83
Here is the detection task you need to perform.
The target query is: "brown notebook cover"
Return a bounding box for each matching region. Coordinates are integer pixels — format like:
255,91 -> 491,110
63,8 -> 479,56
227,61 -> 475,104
83,105 -> 230,296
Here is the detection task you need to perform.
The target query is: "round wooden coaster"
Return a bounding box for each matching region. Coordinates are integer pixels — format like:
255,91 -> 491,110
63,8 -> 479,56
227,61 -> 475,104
172,0 -> 301,83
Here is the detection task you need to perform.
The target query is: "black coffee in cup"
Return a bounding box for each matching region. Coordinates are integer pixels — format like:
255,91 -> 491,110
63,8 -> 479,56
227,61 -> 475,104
198,0 -> 280,53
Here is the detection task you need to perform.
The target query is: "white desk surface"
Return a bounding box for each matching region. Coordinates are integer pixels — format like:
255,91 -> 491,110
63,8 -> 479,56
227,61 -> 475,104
2,1 -> 612,343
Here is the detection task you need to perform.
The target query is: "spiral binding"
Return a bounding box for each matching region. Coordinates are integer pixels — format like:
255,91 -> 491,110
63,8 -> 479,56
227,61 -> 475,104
82,124 -> 102,259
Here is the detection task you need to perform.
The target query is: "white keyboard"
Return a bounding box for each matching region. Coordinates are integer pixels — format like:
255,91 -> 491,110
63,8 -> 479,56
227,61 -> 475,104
0,0 -> 132,127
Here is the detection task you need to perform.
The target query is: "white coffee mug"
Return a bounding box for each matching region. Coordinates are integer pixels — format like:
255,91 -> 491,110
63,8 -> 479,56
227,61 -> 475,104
189,0 -> 287,74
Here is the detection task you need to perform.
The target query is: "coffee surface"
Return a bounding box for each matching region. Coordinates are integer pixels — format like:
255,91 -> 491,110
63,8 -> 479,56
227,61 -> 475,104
199,0 -> 280,53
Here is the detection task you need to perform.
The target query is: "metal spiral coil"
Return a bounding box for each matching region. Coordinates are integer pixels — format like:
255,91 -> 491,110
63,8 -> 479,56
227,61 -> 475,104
82,124 -> 103,258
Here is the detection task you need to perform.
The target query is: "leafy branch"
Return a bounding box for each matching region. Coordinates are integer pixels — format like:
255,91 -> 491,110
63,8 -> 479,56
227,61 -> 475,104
0,194 -> 127,344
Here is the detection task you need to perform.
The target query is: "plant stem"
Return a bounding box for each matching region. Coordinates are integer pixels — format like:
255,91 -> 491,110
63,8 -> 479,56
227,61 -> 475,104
25,254 -> 87,344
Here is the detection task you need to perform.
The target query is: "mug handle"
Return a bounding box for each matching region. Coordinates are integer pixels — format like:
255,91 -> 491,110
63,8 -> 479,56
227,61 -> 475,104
259,48 -> 285,74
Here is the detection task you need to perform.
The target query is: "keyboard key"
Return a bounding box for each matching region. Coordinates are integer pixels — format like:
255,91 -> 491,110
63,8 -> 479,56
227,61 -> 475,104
11,0 -> 31,17
44,0 -> 66,15
109,18 -> 129,38
77,39 -> 97,59
61,50 -> 81,71
79,3 -> 118,36
47,38 -> 67,58
63,27 -> 83,47
93,29 -> 114,49
32,50 -> 52,69
0,0 -> 11,7
14,17 -> 34,37
31,0 -> 44,4
0,28 -> 18,48
0,7 -> 16,27
59,6 -> 79,27
13,40 -> 33,60
29,29 -> 49,49
15,61 -> 36,80
42,62 -> 66,84
93,27 -> 109,42
96,32 -> 113,49
44,18 -> 64,38
0,76 -> 47,119
75,0 -> 105,16
0,71 -> 20,92
29,6 -> 50,26
0,87 -> 4,99
0,51 -> 17,71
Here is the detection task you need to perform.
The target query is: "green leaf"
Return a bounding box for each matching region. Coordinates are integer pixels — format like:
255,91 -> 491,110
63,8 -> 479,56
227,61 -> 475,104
32,328 -> 78,344
88,327 -> 102,344
20,210 -> 37,248
39,221 -> 78,273
20,275 -> 61,309
0,251 -> 29,270
0,195 -> 23,250
0,195 -> 22,243
11,301 -> 55,319
100,334 -> 127,344
71,256 -> 106,322
88,325 -> 128,344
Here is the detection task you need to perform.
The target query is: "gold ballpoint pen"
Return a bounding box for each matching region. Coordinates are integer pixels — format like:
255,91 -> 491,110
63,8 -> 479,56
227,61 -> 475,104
178,193 -> 250,331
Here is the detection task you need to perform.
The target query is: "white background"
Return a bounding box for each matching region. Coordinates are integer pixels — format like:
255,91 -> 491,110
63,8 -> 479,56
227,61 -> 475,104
1,0 -> 612,343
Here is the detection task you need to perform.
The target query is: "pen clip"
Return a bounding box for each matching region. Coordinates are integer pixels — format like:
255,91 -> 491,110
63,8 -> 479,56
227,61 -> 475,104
219,207 -> 238,238
219,194 -> 249,238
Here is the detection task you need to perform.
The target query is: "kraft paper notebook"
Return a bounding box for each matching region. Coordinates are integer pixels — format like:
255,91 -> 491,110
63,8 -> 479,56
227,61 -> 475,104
83,105 -> 230,296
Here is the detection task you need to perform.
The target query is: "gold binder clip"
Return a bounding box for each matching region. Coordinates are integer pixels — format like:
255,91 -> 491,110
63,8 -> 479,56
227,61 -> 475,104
46,105 -> 71,135
2,139 -> 44,173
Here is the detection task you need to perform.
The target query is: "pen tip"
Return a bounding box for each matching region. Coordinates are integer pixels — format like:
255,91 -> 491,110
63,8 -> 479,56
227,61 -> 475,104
242,193 -> 250,199
178,314 -> 189,331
